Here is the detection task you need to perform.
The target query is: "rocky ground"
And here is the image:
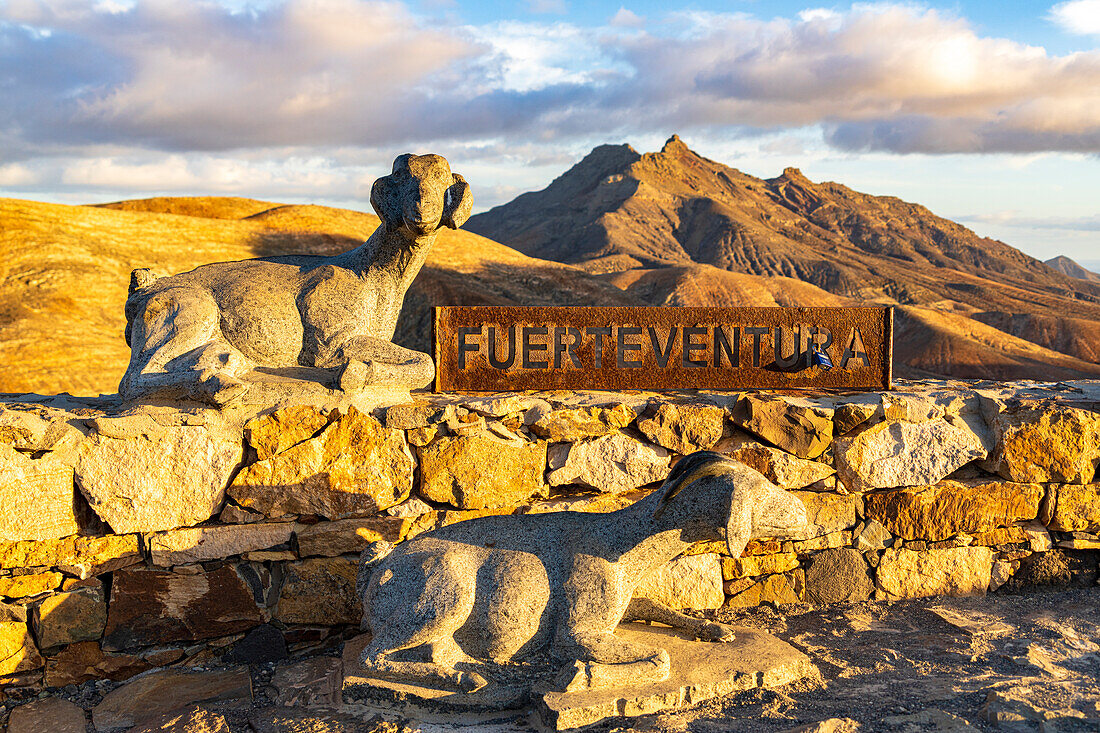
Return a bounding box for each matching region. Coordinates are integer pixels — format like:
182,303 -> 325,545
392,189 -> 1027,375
4,587 -> 1097,732
654,586 -> 1100,733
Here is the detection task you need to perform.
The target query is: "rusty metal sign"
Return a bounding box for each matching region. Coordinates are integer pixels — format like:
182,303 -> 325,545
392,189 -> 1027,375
433,306 -> 892,392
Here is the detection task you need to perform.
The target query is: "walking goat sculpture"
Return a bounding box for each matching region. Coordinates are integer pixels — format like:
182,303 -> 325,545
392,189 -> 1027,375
120,153 -> 471,404
355,451 -> 809,693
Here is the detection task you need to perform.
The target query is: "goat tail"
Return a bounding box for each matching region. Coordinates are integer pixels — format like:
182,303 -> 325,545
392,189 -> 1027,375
356,540 -> 396,632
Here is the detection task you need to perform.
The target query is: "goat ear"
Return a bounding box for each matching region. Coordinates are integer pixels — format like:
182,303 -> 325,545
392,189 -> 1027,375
391,153 -> 414,174
370,174 -> 402,226
442,173 -> 473,230
370,154 -> 414,225
725,491 -> 752,558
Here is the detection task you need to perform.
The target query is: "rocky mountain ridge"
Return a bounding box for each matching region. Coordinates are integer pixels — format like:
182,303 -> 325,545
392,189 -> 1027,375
468,136 -> 1100,370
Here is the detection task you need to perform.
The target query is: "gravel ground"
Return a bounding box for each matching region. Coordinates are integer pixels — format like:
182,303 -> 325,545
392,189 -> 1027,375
617,586 -> 1100,733
5,588 -> 1098,732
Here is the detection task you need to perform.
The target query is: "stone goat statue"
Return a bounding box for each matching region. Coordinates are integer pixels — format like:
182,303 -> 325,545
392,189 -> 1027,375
355,451 -> 808,694
119,153 -> 472,404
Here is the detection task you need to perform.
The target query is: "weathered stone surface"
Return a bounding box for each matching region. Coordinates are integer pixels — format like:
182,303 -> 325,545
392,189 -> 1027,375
275,557 -> 359,626
791,530 -> 851,554
833,401 -> 878,435
876,546 -> 993,600
854,519 -> 893,551
1045,484 -> 1100,532
723,553 -> 799,580
863,480 -> 1044,541
125,706 -> 231,733
0,571 -> 62,598
229,406 -> 413,520
103,566 -> 263,651
6,697 -> 86,733
384,401 -> 455,430
834,417 -> 986,492
1007,549 -> 1099,589
385,495 -> 433,518
33,584 -> 106,648
537,625 -> 815,730
530,403 -> 636,442
981,399 -> 1100,484
45,641 -> 167,687
218,502 -> 264,524
0,620 -> 43,676
881,392 -> 948,422
637,401 -> 724,454
295,515 -> 408,557
245,405 -> 333,460
148,522 -> 295,566
221,623 -> 287,665
726,571 -> 804,607
528,488 -> 650,516
463,394 -> 548,418
779,719 -> 862,733
75,421 -> 243,533
547,433 -> 671,493
721,440 -> 834,490
0,407 -> 52,451
964,525 -> 1027,547
730,395 -> 832,459
979,685 -> 1096,731
633,554 -> 724,610
793,491 -> 862,537
0,446 -> 81,542
0,533 -> 141,578
804,548 -> 873,604
417,434 -> 547,510
271,656 -> 342,707
92,667 -> 251,731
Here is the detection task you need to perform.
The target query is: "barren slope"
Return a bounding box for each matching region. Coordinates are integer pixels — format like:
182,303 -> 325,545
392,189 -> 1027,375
600,266 -> 1100,380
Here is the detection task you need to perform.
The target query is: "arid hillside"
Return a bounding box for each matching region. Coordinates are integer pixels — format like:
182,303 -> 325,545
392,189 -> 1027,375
4,181 -> 1100,396
468,137 -> 1100,373
0,197 -> 637,395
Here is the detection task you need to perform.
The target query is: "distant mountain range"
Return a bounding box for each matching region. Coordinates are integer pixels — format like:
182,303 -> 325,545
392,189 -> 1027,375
1046,255 -> 1100,283
2,137 -> 1099,395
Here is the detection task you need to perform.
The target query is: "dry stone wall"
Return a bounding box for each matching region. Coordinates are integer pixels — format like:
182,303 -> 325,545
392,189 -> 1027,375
0,380 -> 1098,698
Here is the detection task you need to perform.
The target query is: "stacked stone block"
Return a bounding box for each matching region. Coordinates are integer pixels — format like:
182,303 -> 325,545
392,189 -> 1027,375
0,381 -> 1097,699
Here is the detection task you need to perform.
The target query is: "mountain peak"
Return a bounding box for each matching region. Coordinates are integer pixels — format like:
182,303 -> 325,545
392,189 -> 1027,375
780,166 -> 810,182
661,134 -> 690,155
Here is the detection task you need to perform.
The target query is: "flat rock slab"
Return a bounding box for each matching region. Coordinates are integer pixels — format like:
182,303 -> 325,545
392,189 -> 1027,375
538,624 -> 815,731
341,625 -> 814,731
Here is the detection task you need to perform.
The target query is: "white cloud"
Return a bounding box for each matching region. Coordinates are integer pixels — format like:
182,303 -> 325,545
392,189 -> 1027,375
1,0 -> 1099,207
0,164 -> 38,186
1049,0 -> 1100,35
609,7 -> 643,28
960,211 -> 1100,232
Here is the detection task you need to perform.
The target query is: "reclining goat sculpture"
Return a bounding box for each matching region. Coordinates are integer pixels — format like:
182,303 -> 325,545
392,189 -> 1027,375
355,451 -> 808,693
119,153 -> 472,404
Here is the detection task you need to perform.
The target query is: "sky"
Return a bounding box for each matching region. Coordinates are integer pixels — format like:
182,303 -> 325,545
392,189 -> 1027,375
2,0 -> 1099,268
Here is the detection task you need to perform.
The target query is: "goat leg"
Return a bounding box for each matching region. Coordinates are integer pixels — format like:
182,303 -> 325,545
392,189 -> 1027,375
624,597 -> 736,642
